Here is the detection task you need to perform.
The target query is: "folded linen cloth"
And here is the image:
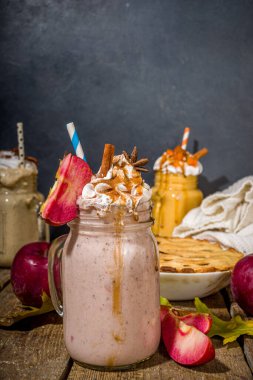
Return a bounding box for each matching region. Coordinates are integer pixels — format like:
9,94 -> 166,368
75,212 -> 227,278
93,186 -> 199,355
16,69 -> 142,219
173,176 -> 253,254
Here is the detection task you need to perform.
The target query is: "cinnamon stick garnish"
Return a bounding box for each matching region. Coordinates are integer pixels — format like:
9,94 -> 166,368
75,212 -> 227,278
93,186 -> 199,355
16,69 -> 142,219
98,144 -> 115,177
192,148 -> 208,161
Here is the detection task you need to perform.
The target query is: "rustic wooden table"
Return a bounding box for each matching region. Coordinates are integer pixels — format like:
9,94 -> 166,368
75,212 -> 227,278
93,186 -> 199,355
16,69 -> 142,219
0,268 -> 252,380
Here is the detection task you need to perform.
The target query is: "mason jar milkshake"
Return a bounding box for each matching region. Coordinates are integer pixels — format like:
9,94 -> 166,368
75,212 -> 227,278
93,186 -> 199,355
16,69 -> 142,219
47,145 -> 161,370
0,150 -> 49,267
152,142 -> 208,237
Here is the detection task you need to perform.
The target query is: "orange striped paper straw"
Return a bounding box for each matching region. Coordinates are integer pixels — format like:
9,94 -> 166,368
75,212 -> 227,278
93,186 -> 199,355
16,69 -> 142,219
181,127 -> 190,150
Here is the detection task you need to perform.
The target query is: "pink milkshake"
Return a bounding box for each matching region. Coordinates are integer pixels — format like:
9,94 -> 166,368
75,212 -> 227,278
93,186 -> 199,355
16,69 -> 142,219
62,207 -> 160,368
48,145 -> 160,370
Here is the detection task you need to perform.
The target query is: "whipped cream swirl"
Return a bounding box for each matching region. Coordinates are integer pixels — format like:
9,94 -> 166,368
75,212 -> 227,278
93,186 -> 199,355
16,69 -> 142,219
153,156 -> 203,176
0,151 -> 37,171
78,154 -> 151,216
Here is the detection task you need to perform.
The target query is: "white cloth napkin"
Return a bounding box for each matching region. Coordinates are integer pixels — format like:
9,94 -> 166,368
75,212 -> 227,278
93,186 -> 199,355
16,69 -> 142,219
173,176 -> 253,254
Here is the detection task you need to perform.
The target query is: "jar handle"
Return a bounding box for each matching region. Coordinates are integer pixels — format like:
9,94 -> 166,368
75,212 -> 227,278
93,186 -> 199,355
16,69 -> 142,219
48,234 -> 68,317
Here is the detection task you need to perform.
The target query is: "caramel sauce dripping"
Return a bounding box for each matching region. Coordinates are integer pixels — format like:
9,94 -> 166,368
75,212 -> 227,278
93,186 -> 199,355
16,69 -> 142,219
112,207 -> 124,316
113,333 -> 124,343
106,356 -> 116,367
111,207 -> 126,344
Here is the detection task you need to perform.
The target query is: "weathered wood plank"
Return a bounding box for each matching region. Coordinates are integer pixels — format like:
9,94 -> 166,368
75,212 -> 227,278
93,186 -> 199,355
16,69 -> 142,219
0,268 -> 10,290
68,292 -> 252,380
0,284 -> 71,380
226,286 -> 253,374
68,338 -> 252,380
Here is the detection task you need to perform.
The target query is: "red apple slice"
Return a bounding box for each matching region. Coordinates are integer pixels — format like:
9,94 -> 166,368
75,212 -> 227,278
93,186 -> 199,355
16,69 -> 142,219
162,312 -> 215,366
41,154 -> 92,226
179,313 -> 212,334
178,313 -> 212,334
160,306 -> 212,334
160,305 -> 169,322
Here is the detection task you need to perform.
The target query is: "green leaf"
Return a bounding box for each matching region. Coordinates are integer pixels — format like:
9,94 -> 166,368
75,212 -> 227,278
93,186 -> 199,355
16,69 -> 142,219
160,296 -> 171,307
0,292 -> 54,327
195,297 -> 253,344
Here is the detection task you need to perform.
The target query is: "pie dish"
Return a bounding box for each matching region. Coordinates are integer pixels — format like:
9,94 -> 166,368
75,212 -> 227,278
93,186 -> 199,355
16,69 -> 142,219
158,237 -> 243,273
158,237 -> 243,300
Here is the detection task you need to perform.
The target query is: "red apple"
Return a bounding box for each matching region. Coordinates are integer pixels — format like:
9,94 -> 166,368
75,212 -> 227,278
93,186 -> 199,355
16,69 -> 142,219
11,242 -> 51,308
231,254 -> 253,316
162,312 -> 215,366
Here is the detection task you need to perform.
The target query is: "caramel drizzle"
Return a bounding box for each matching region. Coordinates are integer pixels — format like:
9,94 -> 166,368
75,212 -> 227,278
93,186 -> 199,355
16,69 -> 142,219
94,145 -> 147,208
112,208 -> 124,316
112,208 -> 126,343
159,145 -> 208,172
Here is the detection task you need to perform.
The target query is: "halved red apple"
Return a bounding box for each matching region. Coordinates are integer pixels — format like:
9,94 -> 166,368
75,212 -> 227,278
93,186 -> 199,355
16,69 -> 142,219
41,154 -> 92,225
162,311 -> 215,366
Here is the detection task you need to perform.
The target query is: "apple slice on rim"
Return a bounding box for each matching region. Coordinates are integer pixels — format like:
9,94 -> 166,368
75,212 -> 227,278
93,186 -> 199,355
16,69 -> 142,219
41,153 -> 92,226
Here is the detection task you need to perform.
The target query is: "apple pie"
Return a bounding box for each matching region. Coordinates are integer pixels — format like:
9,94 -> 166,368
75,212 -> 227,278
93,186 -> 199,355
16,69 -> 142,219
157,237 -> 243,273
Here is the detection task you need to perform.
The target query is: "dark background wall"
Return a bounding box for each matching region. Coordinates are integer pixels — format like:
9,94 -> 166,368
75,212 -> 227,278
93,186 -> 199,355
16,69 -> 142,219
1,1 -> 253,197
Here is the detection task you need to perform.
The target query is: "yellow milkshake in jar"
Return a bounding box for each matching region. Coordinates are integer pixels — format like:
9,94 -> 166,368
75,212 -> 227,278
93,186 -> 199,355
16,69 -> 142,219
152,128 -> 208,237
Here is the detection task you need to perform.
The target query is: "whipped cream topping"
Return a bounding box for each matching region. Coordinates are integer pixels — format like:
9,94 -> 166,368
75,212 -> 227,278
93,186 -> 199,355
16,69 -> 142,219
78,154 -> 151,216
153,147 -> 203,176
0,151 -> 37,171
154,156 -> 203,176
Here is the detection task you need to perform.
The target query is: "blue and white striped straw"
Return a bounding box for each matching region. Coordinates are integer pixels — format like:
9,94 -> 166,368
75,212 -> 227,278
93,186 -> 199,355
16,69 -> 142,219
66,122 -> 87,162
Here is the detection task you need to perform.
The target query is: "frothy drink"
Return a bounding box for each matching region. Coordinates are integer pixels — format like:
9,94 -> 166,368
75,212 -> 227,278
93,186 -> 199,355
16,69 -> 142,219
47,145 -> 161,369
152,135 -> 208,237
62,207 -> 160,368
0,151 -> 48,267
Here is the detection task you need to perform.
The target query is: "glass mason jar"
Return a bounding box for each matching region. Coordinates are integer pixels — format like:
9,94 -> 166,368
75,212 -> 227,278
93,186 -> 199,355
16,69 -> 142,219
152,171 -> 167,236
48,204 -> 160,370
0,166 -> 49,267
152,173 -> 203,237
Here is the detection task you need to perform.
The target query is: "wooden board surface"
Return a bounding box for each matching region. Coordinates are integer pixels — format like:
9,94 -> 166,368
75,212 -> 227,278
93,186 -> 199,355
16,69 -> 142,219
0,269 -> 10,290
226,286 -> 253,375
0,283 -> 70,380
68,338 -> 252,379
0,269 -> 252,380
67,292 -> 252,380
